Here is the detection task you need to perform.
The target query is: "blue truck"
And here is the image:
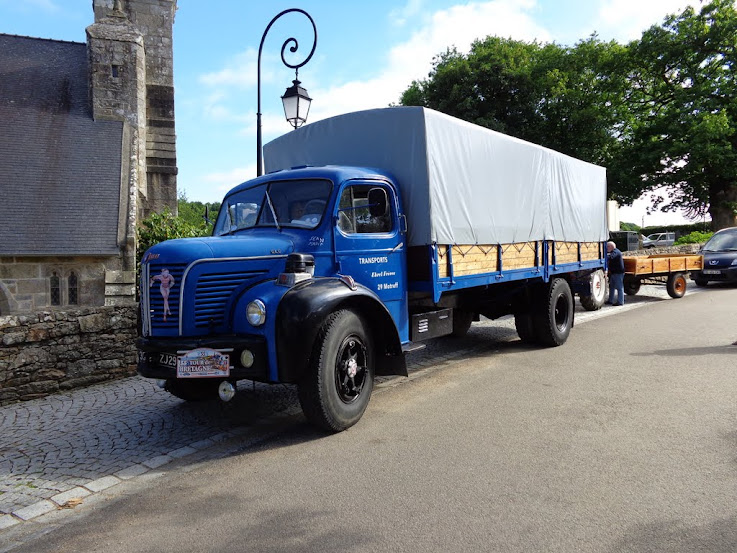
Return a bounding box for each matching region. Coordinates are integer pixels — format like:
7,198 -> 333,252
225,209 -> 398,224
138,107 -> 608,432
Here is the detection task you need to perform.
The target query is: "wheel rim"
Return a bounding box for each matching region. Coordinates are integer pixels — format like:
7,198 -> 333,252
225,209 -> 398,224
554,293 -> 570,332
674,276 -> 686,294
334,334 -> 368,404
592,271 -> 605,301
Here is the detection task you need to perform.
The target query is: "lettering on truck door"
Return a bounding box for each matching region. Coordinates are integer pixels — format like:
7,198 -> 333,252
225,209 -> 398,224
333,181 -> 408,341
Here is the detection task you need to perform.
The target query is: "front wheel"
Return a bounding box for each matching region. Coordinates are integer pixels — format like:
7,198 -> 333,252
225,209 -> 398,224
298,309 -> 374,432
666,272 -> 687,298
534,278 -> 573,347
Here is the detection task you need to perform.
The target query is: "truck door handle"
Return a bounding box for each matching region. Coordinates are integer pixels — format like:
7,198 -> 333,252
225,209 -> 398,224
391,242 -> 404,253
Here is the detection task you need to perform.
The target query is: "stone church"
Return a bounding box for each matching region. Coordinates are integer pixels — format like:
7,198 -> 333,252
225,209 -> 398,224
0,0 -> 178,315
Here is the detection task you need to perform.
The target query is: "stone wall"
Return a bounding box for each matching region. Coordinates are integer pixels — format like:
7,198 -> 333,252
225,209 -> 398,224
0,306 -> 137,405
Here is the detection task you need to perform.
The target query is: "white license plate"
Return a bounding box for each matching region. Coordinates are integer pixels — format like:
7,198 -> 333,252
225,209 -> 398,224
177,348 -> 230,378
702,269 -> 721,275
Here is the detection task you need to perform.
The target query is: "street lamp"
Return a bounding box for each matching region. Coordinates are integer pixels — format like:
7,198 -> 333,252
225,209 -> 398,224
281,76 -> 312,130
256,8 -> 317,177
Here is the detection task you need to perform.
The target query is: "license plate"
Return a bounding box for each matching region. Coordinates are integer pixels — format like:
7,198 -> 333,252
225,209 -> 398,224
159,353 -> 177,368
176,348 -> 230,378
702,269 -> 721,275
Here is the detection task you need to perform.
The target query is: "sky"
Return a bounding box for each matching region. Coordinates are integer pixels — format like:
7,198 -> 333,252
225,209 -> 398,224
0,0 -> 710,226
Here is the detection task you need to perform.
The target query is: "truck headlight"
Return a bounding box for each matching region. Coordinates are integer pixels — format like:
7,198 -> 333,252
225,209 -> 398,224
246,299 -> 266,326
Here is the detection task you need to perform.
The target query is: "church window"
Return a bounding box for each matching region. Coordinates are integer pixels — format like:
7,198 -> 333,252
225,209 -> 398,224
111,65 -> 120,78
69,272 -> 79,305
50,272 -> 61,306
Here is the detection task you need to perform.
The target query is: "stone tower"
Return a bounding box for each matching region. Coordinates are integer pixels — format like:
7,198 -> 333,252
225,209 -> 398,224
86,0 -> 178,220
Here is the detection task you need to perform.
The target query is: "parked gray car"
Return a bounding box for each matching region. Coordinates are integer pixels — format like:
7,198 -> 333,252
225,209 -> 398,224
642,232 -> 676,248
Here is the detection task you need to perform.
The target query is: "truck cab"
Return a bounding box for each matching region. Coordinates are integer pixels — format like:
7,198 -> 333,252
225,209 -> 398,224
139,166 -> 408,431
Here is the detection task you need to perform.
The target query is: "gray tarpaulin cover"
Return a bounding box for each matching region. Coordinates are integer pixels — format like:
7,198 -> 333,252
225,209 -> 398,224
264,106 -> 607,247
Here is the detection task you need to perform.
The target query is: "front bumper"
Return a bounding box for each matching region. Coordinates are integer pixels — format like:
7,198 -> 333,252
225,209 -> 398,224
137,335 -> 270,382
691,267 -> 737,283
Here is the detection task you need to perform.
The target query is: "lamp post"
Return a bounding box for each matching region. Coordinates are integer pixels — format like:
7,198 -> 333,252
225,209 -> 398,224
256,8 -> 317,177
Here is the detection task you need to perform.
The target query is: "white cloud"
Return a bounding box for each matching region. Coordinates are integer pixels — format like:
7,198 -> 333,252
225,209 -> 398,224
389,0 -> 427,26
310,0 -> 550,122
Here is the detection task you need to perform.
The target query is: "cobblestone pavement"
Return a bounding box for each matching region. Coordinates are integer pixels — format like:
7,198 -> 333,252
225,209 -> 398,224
0,284 -> 692,535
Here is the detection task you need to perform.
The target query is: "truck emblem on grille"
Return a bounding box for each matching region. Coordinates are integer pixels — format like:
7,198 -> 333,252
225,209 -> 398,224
150,268 -> 176,322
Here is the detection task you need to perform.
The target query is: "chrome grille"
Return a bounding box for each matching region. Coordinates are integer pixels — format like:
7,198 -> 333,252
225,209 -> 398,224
194,270 -> 268,328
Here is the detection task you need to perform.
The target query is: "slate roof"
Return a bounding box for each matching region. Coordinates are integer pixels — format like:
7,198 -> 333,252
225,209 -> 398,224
0,34 -> 123,256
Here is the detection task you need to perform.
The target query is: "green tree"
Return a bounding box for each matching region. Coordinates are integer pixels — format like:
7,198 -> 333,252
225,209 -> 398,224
625,0 -> 737,230
177,191 -> 220,233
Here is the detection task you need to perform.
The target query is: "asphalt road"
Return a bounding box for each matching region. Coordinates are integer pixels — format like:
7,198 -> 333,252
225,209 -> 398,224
7,285 -> 737,552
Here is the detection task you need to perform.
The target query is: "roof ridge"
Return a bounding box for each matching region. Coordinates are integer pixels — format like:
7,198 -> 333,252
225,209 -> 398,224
0,32 -> 84,46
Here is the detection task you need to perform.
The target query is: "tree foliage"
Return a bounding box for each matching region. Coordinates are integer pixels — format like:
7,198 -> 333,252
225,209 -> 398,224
399,0 -> 737,230
625,0 -> 737,228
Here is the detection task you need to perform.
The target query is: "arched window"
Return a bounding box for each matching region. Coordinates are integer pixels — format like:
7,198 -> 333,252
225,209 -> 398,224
68,272 -> 79,305
50,272 -> 61,306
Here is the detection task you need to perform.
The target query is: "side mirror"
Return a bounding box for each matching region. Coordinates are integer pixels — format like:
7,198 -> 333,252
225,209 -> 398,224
368,188 -> 388,217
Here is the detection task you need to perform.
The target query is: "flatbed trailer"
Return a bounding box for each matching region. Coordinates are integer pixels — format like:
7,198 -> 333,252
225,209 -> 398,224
622,254 -> 703,298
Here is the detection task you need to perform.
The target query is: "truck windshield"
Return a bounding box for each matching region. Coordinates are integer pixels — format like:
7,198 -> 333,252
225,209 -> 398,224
214,179 -> 332,236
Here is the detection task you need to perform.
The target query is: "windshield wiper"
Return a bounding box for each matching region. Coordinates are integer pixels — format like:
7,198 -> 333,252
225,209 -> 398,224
264,189 -> 280,231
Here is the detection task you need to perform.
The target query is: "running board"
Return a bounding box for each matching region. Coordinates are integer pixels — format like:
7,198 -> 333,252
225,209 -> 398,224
402,342 -> 427,354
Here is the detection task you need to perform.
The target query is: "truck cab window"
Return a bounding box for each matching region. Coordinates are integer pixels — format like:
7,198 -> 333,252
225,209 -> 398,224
338,185 -> 392,234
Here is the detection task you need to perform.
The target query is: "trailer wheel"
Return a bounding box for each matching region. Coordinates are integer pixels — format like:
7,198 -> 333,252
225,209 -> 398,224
666,272 -> 687,298
164,379 -> 220,402
298,309 -> 374,432
579,269 -> 607,311
534,278 -> 573,347
624,275 -> 641,295
514,313 -> 536,344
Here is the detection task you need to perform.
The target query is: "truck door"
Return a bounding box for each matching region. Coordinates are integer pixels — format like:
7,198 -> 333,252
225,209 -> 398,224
333,180 -> 408,342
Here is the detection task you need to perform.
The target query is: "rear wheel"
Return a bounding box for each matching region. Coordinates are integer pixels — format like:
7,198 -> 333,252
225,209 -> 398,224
451,309 -> 474,338
579,269 -> 607,311
534,278 -> 573,347
666,272 -> 687,298
298,309 -> 374,432
514,312 -> 536,344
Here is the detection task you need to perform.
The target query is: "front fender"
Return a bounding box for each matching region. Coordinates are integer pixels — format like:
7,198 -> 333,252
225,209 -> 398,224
275,277 -> 406,383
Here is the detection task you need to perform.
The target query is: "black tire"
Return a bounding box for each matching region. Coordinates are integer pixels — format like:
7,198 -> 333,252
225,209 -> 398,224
579,269 -> 607,311
451,309 -> 474,338
694,277 -> 708,287
298,309 -> 374,432
514,312 -> 536,344
666,272 -> 687,298
623,275 -> 641,295
164,378 -> 220,401
533,278 -> 574,347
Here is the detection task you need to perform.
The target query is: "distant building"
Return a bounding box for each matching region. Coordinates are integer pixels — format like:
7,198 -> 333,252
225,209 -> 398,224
0,0 -> 178,315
